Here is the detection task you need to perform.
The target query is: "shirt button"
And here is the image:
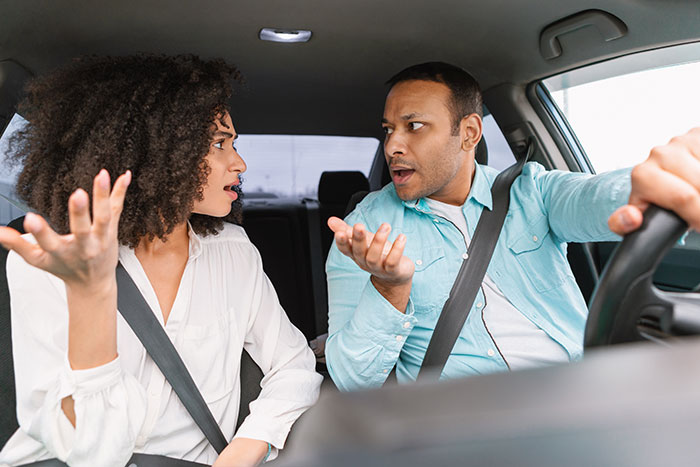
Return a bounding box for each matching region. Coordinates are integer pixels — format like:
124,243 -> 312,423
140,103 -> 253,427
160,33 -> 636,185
487,349 -> 495,357
533,235 -> 538,242
433,218 -> 440,223
403,321 -> 411,329
383,369 -> 388,374
476,302 -> 483,308
396,335 -> 403,342
415,259 -> 423,266
462,253 -> 469,260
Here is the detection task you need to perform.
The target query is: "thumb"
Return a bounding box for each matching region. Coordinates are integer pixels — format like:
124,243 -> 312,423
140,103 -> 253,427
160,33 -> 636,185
608,205 -> 644,236
327,216 -> 350,234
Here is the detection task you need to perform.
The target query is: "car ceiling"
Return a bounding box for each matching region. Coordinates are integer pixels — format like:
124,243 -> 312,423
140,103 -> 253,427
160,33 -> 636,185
1,0 -> 699,138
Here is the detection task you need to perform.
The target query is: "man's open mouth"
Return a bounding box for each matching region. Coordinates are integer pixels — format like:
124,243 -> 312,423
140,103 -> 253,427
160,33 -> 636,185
391,168 -> 415,184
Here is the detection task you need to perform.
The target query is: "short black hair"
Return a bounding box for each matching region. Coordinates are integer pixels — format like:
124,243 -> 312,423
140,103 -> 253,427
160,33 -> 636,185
386,62 -> 482,134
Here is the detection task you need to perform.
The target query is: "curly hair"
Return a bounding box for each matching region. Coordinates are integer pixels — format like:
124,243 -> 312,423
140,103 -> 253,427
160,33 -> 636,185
8,54 -> 243,248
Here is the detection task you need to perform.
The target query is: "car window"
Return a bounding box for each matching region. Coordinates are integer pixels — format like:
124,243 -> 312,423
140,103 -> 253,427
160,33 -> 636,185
542,45 -> 700,174
541,42 -> 700,252
236,135 -> 378,198
0,113 -> 27,225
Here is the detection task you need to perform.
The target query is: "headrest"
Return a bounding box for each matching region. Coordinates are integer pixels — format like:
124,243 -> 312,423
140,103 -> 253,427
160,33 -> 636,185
318,171 -> 370,205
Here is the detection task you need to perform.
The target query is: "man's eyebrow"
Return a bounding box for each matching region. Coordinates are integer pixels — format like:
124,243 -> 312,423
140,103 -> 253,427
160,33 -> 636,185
400,112 -> 425,120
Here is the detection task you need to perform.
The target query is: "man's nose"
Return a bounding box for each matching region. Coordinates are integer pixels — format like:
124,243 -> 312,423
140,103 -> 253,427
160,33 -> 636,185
384,131 -> 406,157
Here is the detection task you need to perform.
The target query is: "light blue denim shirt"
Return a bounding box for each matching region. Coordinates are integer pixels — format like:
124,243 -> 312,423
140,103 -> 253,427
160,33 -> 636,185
325,162 -> 632,391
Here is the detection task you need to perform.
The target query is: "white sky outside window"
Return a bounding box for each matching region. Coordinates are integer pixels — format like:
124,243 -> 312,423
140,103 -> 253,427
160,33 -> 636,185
548,61 -> 700,173
236,135 -> 378,198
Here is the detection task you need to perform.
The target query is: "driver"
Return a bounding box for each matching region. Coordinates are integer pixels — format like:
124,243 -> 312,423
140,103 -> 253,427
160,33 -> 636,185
324,61 -> 700,390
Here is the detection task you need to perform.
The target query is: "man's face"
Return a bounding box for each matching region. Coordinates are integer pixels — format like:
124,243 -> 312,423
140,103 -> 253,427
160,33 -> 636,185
192,112 -> 247,217
382,80 -> 467,202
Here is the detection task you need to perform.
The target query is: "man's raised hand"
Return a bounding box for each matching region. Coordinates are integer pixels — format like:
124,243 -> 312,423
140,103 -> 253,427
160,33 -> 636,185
328,216 -> 414,312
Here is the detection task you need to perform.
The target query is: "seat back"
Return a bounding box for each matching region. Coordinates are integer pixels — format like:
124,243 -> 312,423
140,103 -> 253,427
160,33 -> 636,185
243,199 -> 319,340
317,171 -> 369,255
0,216 -> 24,448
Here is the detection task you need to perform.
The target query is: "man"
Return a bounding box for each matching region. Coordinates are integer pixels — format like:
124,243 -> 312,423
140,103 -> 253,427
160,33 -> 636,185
324,61 -> 700,391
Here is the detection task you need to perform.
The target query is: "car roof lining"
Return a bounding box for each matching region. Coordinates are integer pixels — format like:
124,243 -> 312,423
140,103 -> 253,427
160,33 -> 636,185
1,0 -> 699,137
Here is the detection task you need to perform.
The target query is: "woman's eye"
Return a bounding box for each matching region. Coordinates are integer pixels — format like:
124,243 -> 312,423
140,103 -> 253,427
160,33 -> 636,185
409,122 -> 424,131
213,141 -> 224,150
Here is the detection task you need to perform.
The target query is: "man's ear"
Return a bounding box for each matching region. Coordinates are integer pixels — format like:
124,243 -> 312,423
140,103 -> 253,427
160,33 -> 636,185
459,114 -> 483,152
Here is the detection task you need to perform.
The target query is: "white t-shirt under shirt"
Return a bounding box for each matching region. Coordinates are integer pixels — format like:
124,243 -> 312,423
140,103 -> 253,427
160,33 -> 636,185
424,197 -> 569,370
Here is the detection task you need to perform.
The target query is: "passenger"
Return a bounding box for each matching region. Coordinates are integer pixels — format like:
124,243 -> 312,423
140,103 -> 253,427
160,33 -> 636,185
0,55 -> 322,466
325,61 -> 700,391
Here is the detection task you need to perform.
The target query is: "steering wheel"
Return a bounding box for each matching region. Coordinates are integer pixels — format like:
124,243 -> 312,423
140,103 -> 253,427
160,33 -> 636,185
585,206 -> 700,348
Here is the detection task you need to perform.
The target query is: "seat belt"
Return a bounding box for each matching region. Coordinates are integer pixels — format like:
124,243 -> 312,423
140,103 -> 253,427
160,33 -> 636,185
302,198 -> 329,336
115,263 -> 229,454
416,144 -> 531,380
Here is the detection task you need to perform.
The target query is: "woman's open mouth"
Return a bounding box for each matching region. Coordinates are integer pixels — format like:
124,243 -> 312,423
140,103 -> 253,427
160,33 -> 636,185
224,184 -> 238,201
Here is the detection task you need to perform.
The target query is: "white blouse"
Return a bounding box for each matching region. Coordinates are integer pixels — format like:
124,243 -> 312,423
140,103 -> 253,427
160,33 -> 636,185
0,223 -> 322,467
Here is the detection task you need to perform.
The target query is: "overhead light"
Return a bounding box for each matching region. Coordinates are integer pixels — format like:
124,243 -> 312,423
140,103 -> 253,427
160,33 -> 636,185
259,28 -> 312,43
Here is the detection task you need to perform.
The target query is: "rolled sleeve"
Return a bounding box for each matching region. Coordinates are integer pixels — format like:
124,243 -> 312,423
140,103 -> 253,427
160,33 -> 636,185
326,251 -> 417,391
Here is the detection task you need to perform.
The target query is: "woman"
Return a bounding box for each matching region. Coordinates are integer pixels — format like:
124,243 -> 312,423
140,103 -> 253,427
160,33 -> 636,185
0,55 -> 322,467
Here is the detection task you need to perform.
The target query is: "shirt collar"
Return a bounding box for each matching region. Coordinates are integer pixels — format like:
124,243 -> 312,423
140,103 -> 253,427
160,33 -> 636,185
467,162 -> 493,211
400,162 -> 493,212
118,221 -> 203,262
186,221 -> 203,261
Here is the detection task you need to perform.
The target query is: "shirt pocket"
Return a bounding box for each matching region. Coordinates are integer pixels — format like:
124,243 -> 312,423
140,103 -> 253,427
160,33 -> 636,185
408,246 -> 448,314
180,314 -> 236,403
507,213 -> 566,293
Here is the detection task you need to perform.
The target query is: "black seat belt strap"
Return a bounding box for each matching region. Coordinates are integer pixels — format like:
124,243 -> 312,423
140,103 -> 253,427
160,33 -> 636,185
417,144 -> 531,380
115,263 -> 228,454
303,198 -> 329,336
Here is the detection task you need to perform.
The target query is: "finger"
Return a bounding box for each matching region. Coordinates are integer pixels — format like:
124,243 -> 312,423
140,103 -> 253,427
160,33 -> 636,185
328,216 -> 350,233
333,230 -> 354,257
350,224 -> 370,268
608,205 -> 644,236
68,189 -> 92,239
631,163 -> 700,231
383,234 -> 408,274
92,169 -> 112,237
648,143 -> 700,190
365,223 -> 391,269
108,170 -> 131,237
668,129 -> 700,160
0,225 -> 50,268
24,212 -> 63,251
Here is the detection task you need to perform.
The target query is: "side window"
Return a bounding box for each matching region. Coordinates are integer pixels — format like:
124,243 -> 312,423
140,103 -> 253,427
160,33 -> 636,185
541,43 -> 700,261
545,60 -> 700,174
234,135 -> 378,198
0,114 -> 27,225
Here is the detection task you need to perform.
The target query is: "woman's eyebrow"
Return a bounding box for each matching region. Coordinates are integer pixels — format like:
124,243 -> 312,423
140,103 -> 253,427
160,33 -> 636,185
213,130 -> 234,138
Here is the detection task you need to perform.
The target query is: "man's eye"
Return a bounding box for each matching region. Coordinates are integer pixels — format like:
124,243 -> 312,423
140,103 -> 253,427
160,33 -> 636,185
409,122 -> 424,131
383,127 -> 393,135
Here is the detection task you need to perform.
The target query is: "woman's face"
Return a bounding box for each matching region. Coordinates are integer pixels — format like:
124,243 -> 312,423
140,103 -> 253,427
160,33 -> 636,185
192,112 -> 247,217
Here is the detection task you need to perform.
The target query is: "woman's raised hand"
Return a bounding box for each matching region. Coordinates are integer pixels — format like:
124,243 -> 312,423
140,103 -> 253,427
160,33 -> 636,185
0,169 -> 131,288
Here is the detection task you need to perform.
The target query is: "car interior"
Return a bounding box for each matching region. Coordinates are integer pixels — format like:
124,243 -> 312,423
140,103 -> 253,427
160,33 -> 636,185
1,0 -> 700,464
